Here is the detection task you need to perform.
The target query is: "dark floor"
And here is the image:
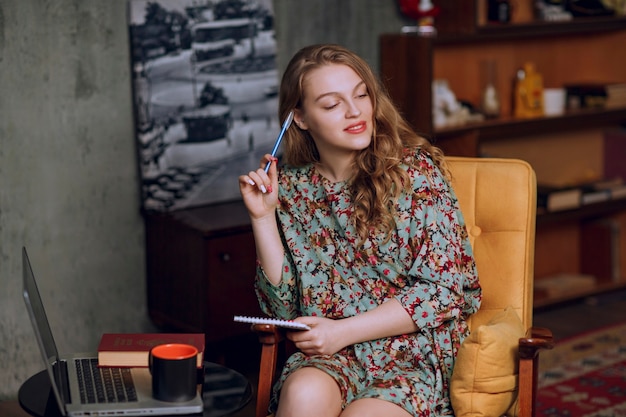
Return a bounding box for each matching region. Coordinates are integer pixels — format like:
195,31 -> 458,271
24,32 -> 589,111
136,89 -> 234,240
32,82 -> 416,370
4,289 -> 625,417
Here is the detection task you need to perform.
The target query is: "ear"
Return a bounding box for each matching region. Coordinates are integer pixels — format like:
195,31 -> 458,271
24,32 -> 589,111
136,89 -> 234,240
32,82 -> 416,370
293,109 -> 308,130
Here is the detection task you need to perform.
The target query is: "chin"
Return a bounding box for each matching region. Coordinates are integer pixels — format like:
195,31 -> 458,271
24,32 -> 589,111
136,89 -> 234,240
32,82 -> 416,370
354,135 -> 373,150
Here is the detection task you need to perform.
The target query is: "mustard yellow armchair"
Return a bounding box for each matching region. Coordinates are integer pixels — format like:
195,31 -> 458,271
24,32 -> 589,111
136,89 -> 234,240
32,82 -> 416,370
252,157 -> 554,417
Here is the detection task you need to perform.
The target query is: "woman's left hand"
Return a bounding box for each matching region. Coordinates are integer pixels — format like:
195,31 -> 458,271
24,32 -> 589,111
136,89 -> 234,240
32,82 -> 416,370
287,316 -> 348,356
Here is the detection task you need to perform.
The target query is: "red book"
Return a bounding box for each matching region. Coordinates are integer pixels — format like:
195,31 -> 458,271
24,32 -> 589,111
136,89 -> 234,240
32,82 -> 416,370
97,333 -> 205,368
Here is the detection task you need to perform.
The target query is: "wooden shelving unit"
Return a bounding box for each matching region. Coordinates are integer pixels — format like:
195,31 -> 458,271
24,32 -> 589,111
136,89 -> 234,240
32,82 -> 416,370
380,0 -> 626,307
536,198 -> 626,226
435,107 -> 626,142
442,16 -> 626,40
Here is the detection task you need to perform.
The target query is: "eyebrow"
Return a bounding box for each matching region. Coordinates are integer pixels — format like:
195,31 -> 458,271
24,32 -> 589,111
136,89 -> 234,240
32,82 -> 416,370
313,80 -> 367,103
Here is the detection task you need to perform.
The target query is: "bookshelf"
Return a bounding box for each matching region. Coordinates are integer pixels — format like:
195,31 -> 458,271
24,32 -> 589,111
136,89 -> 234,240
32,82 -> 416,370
380,0 -> 626,306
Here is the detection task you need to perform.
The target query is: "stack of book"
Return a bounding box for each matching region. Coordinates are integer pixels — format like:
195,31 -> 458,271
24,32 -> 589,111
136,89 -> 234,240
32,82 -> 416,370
534,273 -> 596,299
584,178 -> 626,202
537,184 -> 582,212
606,83 -> 626,108
565,82 -> 626,109
537,177 -> 626,213
97,333 -> 205,368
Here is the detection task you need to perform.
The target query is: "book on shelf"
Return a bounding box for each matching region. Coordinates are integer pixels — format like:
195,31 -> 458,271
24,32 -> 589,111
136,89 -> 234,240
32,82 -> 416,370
97,333 -> 205,368
606,83 -> 626,109
565,82 -> 626,109
580,181 -> 612,205
538,177 -> 626,212
609,185 -> 626,200
537,184 -> 582,212
583,177 -> 626,202
534,273 -> 596,299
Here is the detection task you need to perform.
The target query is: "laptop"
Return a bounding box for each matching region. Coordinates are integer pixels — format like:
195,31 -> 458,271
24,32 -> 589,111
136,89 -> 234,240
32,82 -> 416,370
21,247 -> 204,416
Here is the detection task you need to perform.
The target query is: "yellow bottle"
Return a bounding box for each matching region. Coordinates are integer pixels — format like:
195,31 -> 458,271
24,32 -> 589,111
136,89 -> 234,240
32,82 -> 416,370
514,62 -> 544,118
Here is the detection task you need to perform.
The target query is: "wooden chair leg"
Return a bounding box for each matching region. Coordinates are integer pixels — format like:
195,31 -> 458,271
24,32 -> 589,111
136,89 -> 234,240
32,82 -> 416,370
252,324 -> 283,417
518,327 -> 554,417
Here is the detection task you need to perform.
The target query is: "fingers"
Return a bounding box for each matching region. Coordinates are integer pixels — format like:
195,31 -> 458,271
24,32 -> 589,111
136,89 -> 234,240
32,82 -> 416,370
248,166 -> 269,192
287,326 -> 314,344
240,155 -> 278,194
241,168 -> 272,194
262,154 -> 278,174
291,337 -> 325,356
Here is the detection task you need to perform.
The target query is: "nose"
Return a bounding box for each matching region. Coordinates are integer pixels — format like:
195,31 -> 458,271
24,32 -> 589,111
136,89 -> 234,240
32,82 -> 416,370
346,100 -> 361,118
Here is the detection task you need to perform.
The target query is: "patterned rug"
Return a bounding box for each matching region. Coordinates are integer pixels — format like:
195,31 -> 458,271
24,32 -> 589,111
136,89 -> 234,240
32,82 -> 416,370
536,321 -> 626,416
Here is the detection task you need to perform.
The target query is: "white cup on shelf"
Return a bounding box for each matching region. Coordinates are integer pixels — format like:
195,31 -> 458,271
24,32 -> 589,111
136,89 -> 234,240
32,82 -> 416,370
544,88 -> 566,116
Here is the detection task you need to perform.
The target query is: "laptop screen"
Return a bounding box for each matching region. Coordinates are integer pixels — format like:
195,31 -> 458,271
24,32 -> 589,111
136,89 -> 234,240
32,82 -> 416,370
22,247 -> 67,415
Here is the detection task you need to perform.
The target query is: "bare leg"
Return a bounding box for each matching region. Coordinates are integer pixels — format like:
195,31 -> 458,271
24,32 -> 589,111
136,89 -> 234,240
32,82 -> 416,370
341,398 -> 412,417
275,367 -> 342,417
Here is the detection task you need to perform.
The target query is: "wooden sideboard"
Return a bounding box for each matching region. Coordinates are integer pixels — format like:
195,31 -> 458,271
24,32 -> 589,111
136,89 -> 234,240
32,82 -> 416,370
144,200 -> 263,362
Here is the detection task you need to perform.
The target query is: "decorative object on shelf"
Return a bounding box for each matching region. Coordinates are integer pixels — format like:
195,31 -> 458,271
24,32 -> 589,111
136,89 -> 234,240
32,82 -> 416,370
488,0 -> 512,23
480,60 -> 501,118
432,80 -> 484,128
535,0 -> 573,20
513,62 -> 544,118
399,0 -> 441,36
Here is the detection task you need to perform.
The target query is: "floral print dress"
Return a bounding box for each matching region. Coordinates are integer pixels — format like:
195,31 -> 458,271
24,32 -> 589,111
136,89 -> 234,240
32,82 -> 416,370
254,148 -> 481,416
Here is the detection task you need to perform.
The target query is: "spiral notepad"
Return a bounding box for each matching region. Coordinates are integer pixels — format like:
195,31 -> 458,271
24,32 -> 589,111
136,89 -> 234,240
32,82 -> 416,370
233,315 -> 311,330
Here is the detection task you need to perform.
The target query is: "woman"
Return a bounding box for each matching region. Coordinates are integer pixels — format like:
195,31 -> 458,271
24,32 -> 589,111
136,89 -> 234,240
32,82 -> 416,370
239,44 -> 481,417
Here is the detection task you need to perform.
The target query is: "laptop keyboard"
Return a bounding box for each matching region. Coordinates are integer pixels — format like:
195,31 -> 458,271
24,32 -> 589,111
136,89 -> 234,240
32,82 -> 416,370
75,358 -> 138,404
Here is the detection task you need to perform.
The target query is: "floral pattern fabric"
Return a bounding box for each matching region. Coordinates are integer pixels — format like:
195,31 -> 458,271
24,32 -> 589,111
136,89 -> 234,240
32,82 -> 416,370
255,148 -> 481,416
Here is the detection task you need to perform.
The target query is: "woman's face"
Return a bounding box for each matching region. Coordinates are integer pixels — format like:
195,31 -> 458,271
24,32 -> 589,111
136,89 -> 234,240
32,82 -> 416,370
295,63 -> 374,160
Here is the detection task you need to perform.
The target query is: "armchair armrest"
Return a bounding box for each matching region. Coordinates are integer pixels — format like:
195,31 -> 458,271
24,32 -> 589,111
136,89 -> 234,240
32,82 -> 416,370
253,323 -> 285,344
519,326 -> 554,359
518,326 -> 554,417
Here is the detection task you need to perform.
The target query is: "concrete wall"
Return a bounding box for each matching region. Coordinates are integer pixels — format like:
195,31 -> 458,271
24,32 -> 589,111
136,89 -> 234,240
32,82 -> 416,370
272,0 -> 409,74
0,0 -> 152,398
0,0 -> 409,400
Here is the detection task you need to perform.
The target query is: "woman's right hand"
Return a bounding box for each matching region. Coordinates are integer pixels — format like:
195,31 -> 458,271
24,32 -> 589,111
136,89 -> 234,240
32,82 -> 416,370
238,154 -> 279,220
240,154 -> 285,283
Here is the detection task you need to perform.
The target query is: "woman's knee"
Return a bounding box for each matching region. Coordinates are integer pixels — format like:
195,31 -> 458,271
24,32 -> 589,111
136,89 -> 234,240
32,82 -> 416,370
276,367 -> 342,417
340,398 -> 411,417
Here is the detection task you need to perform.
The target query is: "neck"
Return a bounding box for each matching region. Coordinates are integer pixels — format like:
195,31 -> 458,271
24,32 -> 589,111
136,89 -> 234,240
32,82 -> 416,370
315,157 -> 355,183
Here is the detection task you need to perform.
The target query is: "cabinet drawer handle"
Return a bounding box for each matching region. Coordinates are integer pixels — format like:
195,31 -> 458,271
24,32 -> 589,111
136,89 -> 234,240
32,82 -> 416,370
220,253 -> 231,262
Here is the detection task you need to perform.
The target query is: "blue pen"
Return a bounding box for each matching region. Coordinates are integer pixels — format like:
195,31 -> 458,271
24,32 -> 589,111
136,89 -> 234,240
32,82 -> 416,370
264,111 -> 294,173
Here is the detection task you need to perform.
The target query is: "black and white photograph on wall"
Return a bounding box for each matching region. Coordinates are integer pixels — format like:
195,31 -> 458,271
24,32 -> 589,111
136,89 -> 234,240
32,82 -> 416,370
129,0 -> 279,212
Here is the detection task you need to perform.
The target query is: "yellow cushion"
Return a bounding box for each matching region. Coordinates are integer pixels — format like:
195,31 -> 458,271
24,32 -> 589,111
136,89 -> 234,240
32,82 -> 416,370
450,306 -> 524,417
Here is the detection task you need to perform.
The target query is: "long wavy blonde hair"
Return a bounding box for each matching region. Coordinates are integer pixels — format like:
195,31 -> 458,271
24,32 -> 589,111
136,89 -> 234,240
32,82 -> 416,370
278,44 -> 447,242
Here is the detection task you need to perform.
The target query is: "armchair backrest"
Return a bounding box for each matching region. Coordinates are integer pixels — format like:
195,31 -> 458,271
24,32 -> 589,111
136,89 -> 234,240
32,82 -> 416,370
446,157 -> 537,331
